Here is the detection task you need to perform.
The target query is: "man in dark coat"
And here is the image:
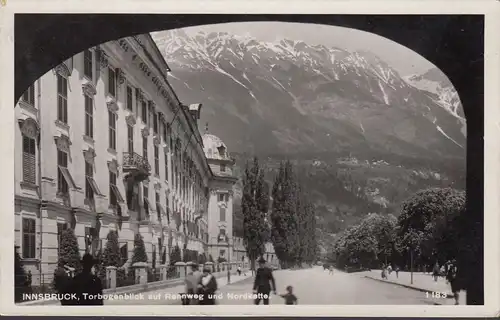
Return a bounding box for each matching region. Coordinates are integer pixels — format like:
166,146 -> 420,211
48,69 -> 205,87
197,266 -> 218,305
70,254 -> 104,305
253,257 -> 276,305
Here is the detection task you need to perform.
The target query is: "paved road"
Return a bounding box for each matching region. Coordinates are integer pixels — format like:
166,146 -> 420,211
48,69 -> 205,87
215,267 -> 445,305
103,266 -> 455,305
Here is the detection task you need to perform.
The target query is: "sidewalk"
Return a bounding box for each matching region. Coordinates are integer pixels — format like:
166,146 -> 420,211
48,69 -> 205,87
19,269 -> 254,306
360,270 -> 466,305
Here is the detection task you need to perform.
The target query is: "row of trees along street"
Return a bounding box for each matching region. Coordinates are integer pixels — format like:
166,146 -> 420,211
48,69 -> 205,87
329,187 -> 469,282
242,157 -> 319,271
15,227 -> 218,300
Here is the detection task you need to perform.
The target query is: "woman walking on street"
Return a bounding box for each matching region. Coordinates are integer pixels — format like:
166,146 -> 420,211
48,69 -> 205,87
446,263 -> 460,305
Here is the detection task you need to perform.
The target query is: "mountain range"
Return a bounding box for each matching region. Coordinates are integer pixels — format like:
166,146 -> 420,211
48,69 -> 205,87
151,29 -> 466,251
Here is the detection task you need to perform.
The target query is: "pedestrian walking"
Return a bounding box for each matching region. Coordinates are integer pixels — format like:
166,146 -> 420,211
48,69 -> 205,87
328,265 -> 334,275
432,262 -> 440,282
70,254 -> 103,305
280,285 -> 298,305
446,263 -> 460,305
395,265 -> 400,278
183,263 -> 202,305
237,266 -> 242,276
197,266 -> 218,305
253,257 -> 276,305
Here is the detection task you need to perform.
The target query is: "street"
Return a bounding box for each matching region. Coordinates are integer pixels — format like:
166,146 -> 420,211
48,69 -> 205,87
103,267 -> 451,305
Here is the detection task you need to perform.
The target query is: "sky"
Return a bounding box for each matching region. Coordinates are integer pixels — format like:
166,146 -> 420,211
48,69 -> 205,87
174,21 -> 435,76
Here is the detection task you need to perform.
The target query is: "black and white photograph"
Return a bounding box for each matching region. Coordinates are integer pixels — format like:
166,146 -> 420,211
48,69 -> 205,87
1,0 -> 498,317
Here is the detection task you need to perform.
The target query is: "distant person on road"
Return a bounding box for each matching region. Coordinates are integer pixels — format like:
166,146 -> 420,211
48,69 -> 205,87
446,263 -> 460,305
395,266 -> 400,278
280,285 -> 298,305
237,266 -> 242,276
329,265 -> 334,275
432,263 -> 440,282
197,266 -> 218,305
71,254 -> 103,305
253,257 -> 276,305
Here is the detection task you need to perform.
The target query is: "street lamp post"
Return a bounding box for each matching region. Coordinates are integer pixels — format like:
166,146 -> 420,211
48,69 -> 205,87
407,246 -> 414,285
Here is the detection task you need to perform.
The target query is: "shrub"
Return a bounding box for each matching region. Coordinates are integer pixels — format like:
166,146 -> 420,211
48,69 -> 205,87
15,247 -> 29,302
98,230 -> 122,285
169,245 -> 181,265
131,233 -> 148,264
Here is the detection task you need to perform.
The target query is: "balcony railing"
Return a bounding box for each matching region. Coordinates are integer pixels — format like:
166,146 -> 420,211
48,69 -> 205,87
123,152 -> 151,180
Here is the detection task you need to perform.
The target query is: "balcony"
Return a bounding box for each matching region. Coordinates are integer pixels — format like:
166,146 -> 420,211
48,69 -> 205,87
123,152 -> 151,181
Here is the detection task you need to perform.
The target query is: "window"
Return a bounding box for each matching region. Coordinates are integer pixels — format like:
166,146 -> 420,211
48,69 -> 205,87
120,242 -> 128,266
218,193 -> 225,202
153,112 -> 158,134
57,223 -> 68,254
162,122 -> 167,142
143,186 -> 150,217
22,85 -> 35,106
109,171 -> 123,207
85,161 -> 101,202
142,136 -> 148,159
126,86 -> 133,111
22,136 -> 36,184
165,192 -> 170,223
141,100 -> 147,124
164,152 -> 169,182
83,49 -> 93,79
57,74 -> 68,123
84,226 -> 97,254
154,145 -> 159,175
225,193 -> 230,202
218,146 -> 226,157
57,150 -> 69,195
220,164 -> 226,172
219,207 -> 226,222
127,125 -> 134,153
85,161 -> 94,201
108,111 -> 116,150
108,67 -> 116,97
22,218 -> 36,259
155,192 -> 161,221
84,94 -> 93,138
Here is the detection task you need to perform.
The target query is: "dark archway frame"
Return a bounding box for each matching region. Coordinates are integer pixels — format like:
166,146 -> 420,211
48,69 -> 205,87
14,14 -> 484,305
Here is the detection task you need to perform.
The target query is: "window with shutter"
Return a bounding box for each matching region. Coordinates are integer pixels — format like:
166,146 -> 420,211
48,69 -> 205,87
22,136 -> 36,184
22,85 -> 35,106
57,74 -> 68,123
83,49 -> 93,80
84,94 -> 93,138
127,125 -> 134,153
220,207 -> 226,222
57,222 -> 68,255
108,111 -> 116,150
22,218 -> 36,259
108,67 -> 116,97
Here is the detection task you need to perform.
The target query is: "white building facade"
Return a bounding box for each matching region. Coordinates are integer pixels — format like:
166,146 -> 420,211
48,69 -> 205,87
14,34 -> 275,287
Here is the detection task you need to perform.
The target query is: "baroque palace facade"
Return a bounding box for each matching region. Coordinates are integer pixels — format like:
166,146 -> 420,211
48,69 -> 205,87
14,34 -> 275,286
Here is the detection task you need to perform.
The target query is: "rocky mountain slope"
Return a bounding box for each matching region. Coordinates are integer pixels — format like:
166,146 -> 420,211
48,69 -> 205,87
151,30 -> 466,247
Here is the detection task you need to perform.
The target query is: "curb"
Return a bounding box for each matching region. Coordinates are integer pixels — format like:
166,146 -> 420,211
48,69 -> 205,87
363,276 -> 453,299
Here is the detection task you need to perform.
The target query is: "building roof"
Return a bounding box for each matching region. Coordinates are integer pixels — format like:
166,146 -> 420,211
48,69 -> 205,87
202,133 -> 231,161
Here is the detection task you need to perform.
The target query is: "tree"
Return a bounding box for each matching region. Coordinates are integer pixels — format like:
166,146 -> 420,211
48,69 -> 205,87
396,188 -> 465,268
270,161 -> 288,266
131,233 -> 148,264
242,157 -> 268,271
15,246 -> 29,302
57,228 -> 82,271
98,230 -> 122,280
